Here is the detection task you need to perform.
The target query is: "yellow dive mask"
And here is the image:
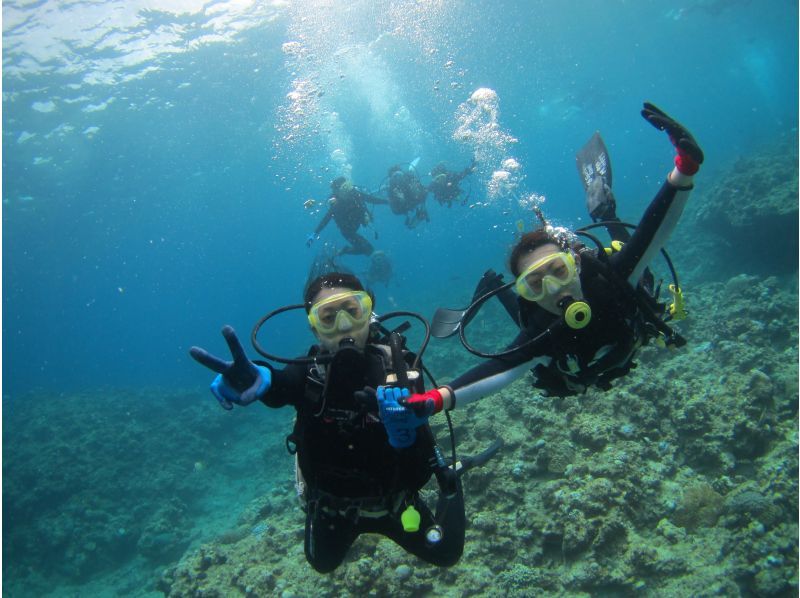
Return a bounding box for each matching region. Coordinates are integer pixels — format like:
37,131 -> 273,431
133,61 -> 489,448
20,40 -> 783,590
308,291 -> 373,335
515,251 -> 578,302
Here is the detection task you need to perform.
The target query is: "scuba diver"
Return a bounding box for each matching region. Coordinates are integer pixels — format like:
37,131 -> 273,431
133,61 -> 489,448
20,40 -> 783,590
428,159 -> 477,207
307,177 -> 388,256
388,102 -> 703,413
189,272 -> 501,573
387,164 -> 430,229
364,250 -> 393,287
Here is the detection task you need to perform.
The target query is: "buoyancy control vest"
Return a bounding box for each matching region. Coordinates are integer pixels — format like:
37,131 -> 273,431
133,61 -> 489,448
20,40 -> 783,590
288,342 -> 433,501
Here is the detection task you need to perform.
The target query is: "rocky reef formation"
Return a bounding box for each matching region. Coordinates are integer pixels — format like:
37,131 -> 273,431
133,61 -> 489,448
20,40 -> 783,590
674,139 -> 798,279
2,388 -> 291,597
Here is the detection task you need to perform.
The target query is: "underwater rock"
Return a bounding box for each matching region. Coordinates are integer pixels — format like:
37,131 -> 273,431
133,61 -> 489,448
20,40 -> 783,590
561,510 -> 595,555
684,142 -> 799,276
655,518 -> 687,544
544,441 -> 575,475
722,486 -> 782,527
672,482 -> 723,530
137,499 -> 191,563
570,413 -> 613,449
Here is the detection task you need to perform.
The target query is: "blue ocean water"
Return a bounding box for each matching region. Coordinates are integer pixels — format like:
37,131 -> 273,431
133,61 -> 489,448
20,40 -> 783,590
2,0 -> 798,595
3,0 -> 797,396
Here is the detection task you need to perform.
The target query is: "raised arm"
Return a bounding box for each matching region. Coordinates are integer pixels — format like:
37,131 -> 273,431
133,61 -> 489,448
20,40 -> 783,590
613,102 -> 704,285
395,329 -> 550,412
307,206 -> 334,247
189,325 -> 306,409
356,189 -> 389,205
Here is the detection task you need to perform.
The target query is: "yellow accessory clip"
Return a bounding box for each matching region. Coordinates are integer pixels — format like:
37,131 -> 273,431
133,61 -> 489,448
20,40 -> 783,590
604,240 -> 625,255
668,284 -> 687,321
401,505 -> 421,532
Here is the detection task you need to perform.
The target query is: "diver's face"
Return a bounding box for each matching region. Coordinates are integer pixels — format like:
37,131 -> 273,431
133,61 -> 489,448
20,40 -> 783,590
309,286 -> 371,351
516,243 -> 583,316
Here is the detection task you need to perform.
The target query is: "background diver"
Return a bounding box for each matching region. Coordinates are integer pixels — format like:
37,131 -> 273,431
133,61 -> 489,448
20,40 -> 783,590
189,272 -> 500,573
307,176 -> 388,256
389,102 -> 704,412
428,159 -> 477,207
364,250 -> 393,287
386,164 -> 430,229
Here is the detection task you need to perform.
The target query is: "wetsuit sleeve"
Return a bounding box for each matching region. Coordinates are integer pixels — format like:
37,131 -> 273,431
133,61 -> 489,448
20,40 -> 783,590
314,208 -> 334,235
612,176 -> 693,285
357,190 -> 388,205
259,362 -> 308,408
448,331 -> 550,406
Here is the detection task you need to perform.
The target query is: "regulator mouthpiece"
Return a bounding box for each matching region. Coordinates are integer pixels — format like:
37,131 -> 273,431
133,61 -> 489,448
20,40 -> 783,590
559,297 -> 592,329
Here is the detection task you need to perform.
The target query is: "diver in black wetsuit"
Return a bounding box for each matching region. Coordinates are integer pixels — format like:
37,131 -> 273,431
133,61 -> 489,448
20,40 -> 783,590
390,103 -> 704,414
428,159 -> 476,207
387,165 -> 430,229
307,177 -> 388,256
189,272 -> 500,573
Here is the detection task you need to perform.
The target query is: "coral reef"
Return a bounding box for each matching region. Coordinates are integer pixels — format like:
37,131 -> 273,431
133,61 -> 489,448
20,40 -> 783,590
3,388 -> 291,596
675,139 -> 798,278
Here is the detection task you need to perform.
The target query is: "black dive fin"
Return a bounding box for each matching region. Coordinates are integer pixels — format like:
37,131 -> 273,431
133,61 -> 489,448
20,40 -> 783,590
576,131 -> 612,190
576,131 -> 618,222
431,307 -> 467,339
431,269 -> 519,338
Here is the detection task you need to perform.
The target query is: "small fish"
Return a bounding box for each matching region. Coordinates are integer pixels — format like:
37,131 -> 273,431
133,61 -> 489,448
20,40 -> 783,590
516,219 -> 525,233
303,198 -> 316,209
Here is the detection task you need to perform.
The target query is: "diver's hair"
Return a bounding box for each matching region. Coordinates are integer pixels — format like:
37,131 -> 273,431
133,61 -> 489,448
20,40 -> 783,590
509,229 -> 570,277
303,272 -> 368,312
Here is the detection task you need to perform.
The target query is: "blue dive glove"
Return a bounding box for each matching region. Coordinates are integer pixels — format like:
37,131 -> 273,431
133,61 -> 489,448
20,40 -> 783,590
377,386 -> 433,449
189,325 -> 272,410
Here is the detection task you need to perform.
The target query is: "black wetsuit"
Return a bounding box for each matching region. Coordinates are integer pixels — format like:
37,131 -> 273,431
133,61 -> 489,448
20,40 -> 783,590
259,344 -> 464,573
450,176 -> 692,402
429,167 -> 471,207
314,189 -> 387,256
388,173 -> 429,227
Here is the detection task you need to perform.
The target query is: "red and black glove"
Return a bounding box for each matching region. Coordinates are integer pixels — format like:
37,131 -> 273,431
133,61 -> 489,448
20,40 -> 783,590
641,102 -> 704,176
399,388 -> 445,415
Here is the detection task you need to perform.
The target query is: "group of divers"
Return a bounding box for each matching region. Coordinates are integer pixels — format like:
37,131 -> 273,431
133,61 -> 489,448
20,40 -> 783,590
305,157 -> 477,258
190,102 -> 704,573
